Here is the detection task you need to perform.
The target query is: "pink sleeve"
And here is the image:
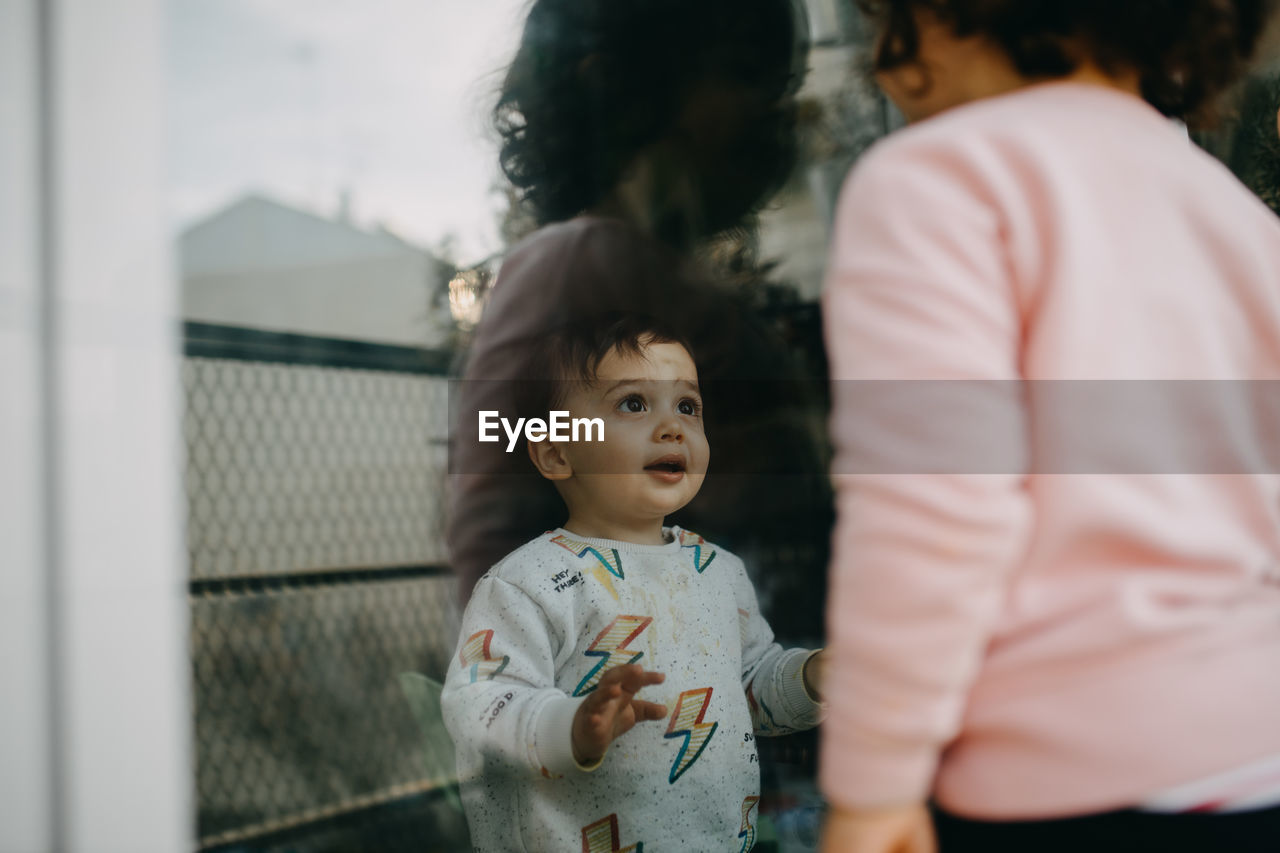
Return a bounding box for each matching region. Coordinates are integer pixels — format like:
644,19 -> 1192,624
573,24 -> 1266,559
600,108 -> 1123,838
819,140 -> 1034,809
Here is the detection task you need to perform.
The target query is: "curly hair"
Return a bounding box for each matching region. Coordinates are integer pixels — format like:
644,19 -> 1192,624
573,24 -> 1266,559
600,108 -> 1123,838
856,0 -> 1279,122
495,0 -> 804,227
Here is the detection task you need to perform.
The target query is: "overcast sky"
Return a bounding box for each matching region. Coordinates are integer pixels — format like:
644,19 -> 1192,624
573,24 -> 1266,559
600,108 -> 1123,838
168,0 -> 528,262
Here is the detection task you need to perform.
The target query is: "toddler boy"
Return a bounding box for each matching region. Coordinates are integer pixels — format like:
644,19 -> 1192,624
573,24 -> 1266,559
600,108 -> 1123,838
441,314 -> 823,851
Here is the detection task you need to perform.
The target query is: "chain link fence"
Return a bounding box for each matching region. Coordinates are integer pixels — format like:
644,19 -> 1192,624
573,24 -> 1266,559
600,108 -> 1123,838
183,323 -> 469,851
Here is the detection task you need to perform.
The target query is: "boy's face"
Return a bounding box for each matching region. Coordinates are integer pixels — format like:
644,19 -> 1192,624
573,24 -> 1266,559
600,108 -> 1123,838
555,340 -> 709,531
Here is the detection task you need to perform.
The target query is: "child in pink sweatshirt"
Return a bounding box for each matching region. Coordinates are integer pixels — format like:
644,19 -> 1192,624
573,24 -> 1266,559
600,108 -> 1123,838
820,2 -> 1280,852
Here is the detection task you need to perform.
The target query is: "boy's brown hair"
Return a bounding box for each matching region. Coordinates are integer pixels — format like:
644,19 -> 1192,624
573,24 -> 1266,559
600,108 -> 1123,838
517,312 -> 695,420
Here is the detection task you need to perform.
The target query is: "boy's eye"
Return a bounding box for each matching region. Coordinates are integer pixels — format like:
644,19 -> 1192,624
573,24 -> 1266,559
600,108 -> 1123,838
618,395 -> 646,413
678,398 -> 702,417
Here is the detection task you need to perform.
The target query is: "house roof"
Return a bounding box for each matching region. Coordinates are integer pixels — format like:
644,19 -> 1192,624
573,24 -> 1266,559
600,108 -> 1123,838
180,194 -> 429,277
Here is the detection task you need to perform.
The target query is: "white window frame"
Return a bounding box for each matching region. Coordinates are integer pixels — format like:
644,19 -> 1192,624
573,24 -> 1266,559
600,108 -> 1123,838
1,0 -> 192,849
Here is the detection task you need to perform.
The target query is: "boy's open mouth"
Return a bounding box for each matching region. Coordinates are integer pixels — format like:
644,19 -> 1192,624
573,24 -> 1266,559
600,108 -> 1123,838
644,454 -> 687,481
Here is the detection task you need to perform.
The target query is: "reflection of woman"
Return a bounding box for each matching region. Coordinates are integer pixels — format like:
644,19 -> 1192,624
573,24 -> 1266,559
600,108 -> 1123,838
448,0 -> 830,636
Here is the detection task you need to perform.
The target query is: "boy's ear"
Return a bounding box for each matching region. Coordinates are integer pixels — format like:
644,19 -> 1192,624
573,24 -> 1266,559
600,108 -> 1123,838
528,439 -> 573,481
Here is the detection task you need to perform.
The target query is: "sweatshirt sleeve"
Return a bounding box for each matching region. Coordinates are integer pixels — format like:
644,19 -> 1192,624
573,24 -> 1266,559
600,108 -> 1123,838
818,138 -> 1034,809
441,574 -> 594,779
735,555 -> 824,736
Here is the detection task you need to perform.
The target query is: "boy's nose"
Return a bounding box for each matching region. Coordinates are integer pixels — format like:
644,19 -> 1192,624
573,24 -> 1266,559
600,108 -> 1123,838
656,419 -> 684,442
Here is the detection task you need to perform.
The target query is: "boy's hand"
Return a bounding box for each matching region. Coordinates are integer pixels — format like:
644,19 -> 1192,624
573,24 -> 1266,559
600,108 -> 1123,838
571,664 -> 668,766
803,649 -> 827,700
820,804 -> 936,853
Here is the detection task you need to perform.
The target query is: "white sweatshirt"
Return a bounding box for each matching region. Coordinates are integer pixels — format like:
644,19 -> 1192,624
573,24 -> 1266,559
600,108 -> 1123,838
441,526 -> 821,851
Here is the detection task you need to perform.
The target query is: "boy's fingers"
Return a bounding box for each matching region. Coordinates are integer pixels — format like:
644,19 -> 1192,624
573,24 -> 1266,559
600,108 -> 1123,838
599,664 -> 666,686
630,700 -> 668,721
585,682 -> 632,718
608,666 -> 666,695
585,682 -> 624,709
597,663 -> 642,687
580,666 -> 669,732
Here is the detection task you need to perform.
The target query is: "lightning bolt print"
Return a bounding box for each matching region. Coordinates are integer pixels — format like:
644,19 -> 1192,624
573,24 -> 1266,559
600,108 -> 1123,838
581,814 -> 643,853
572,615 -> 653,697
746,678 -> 781,734
678,529 -> 717,573
664,687 -> 718,783
552,534 -> 625,600
738,796 -> 761,852
458,629 -> 509,683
